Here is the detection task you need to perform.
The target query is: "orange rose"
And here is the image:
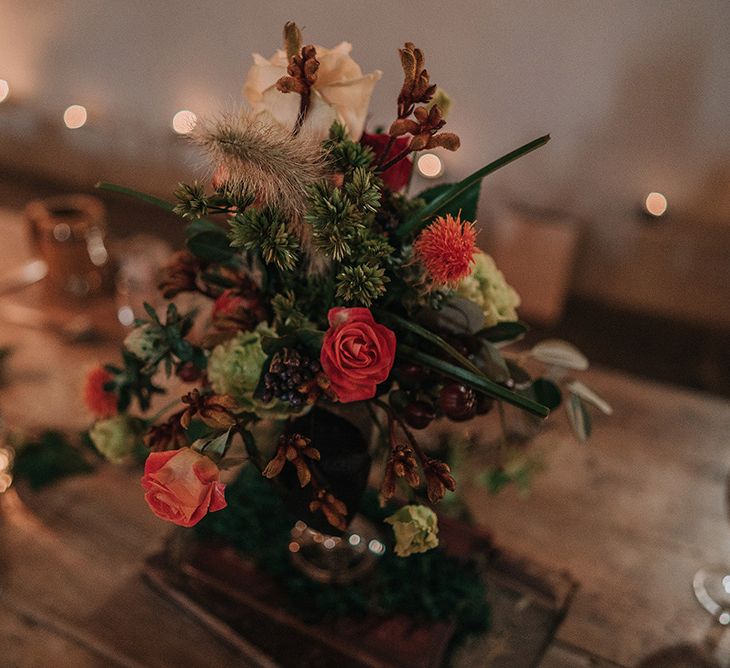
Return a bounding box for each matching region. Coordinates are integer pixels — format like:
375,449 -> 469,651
141,448 -> 226,527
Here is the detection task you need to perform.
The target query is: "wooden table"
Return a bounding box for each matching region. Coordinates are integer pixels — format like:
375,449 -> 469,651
2,206 -> 730,666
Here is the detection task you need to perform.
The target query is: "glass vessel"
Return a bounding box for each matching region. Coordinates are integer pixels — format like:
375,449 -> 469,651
693,472 -> 730,624
289,515 -> 385,584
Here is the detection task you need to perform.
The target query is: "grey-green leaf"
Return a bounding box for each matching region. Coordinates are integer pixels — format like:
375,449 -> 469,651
531,339 -> 589,371
567,394 -> 592,442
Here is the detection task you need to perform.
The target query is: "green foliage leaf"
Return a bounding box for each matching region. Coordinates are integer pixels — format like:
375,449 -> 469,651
567,380 -> 613,415
530,339 -> 589,371
379,310 -> 484,377
186,218 -> 225,238
398,344 -> 549,418
417,180 -> 481,222
192,428 -> 234,458
297,329 -> 325,355
505,359 -> 532,389
474,339 -> 510,383
397,134 -> 550,238
567,394 -> 592,442
95,182 -> 175,213
12,431 -> 94,489
531,378 -> 562,410
187,229 -> 236,264
477,321 -> 529,343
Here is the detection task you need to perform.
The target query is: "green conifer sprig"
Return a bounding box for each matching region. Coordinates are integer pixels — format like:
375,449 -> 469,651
173,180 -> 256,220
305,182 -> 365,261
344,167 -> 382,213
229,207 -> 299,271
335,265 -> 389,306
323,121 -> 375,174
173,181 -> 209,220
215,181 -> 256,211
271,290 -> 308,330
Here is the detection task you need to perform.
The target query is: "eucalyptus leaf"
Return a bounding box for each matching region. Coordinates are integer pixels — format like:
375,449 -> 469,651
416,298 -> 485,335
505,359 -> 532,390
566,394 -> 592,442
531,339 -> 589,371
477,321 -> 529,343
531,378 -> 562,410
567,380 -> 613,415
417,180 -> 481,222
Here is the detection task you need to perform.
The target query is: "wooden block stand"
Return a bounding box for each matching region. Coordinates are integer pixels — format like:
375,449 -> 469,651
144,517 -> 577,668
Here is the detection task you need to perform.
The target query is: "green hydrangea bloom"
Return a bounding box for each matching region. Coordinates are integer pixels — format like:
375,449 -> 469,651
123,324 -> 163,364
90,415 -> 140,463
207,327 -> 271,409
385,504 -> 439,557
455,250 -> 520,327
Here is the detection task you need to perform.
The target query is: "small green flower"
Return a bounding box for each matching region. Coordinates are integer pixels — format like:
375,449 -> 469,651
90,415 -> 141,463
207,327 -> 271,409
123,324 -> 163,365
385,504 -> 439,557
455,251 -> 520,327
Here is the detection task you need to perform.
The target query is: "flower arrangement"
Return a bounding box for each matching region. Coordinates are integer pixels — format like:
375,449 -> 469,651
87,23 -> 610,557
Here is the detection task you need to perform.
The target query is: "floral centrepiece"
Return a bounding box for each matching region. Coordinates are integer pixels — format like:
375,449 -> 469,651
88,22 -> 609,561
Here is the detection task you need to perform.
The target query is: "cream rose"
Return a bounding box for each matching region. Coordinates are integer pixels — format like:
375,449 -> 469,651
244,42 -> 381,140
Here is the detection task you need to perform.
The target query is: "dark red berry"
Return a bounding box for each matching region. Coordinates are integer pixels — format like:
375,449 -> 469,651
177,362 -> 202,383
439,383 -> 477,421
403,401 -> 436,429
397,363 -> 427,386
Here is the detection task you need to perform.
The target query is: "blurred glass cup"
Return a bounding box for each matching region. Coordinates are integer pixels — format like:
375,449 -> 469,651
112,234 -> 172,328
24,194 -> 112,298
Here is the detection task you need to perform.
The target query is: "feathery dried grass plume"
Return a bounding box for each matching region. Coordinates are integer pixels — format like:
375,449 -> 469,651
192,110 -> 327,227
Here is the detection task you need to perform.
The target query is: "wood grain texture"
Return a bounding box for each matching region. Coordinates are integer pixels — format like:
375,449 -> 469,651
465,370 -> 730,666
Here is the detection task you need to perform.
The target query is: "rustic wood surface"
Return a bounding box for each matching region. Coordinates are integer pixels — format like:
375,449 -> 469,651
2,206 -> 730,666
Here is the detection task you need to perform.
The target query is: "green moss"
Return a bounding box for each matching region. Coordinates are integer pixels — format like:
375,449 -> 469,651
195,466 -> 490,639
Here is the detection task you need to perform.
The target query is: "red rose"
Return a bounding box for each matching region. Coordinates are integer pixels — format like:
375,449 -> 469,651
361,133 -> 413,191
83,366 -> 117,418
320,307 -> 396,403
141,448 -> 227,527
212,287 -> 267,332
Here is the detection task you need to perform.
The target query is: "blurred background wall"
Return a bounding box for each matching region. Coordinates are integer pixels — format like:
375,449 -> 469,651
1,0 -> 729,391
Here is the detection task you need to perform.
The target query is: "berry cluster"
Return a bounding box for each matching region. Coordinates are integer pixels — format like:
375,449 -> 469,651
393,362 -> 494,430
261,347 -> 325,408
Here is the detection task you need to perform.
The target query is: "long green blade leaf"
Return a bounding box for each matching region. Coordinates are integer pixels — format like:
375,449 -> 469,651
398,344 -> 549,418
96,182 -> 175,213
378,310 -> 485,377
396,134 -> 550,238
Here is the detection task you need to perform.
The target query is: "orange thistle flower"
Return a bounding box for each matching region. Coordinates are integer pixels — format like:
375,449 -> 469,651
413,213 -> 477,285
83,366 -> 118,418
